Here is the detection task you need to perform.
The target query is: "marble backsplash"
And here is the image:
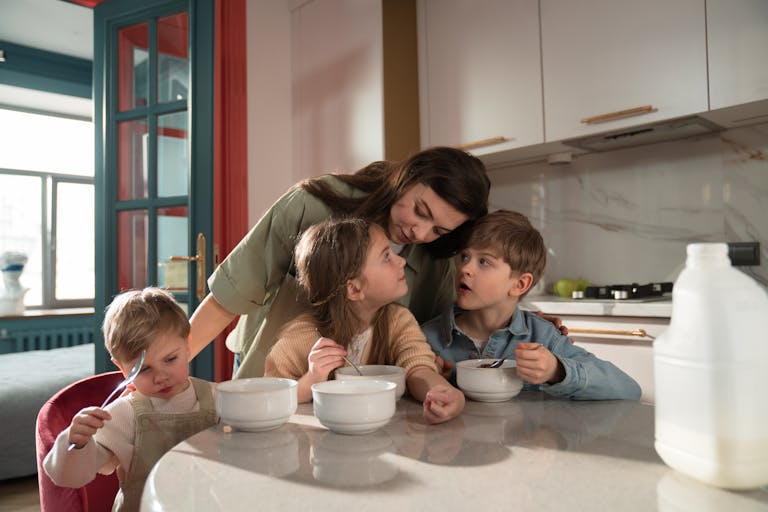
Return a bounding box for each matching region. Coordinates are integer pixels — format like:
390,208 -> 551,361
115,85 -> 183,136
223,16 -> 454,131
487,122 -> 768,295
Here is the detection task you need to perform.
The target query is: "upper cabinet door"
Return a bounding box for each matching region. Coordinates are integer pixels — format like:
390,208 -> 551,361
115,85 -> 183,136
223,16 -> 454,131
541,0 -> 708,142
418,0 -> 543,155
707,0 -> 768,110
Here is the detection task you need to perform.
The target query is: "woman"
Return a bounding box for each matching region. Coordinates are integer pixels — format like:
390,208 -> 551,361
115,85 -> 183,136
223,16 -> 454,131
189,146 -> 490,378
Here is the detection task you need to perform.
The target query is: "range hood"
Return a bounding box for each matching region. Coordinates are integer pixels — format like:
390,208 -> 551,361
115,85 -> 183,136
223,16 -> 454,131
562,116 -> 724,152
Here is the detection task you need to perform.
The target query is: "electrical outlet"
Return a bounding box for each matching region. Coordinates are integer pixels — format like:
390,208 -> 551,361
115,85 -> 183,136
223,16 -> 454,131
727,242 -> 760,266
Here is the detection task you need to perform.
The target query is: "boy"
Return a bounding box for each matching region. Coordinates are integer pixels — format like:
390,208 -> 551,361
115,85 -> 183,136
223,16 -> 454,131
421,210 -> 641,400
43,287 -> 218,511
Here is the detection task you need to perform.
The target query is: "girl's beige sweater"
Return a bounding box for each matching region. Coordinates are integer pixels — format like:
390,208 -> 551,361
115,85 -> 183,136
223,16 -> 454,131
264,303 -> 438,380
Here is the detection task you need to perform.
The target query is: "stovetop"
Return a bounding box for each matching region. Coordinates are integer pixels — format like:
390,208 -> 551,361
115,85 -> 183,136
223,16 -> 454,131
575,282 -> 673,301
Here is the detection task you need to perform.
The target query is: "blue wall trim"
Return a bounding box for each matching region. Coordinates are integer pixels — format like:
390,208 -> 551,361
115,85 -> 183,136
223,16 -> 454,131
0,40 -> 92,98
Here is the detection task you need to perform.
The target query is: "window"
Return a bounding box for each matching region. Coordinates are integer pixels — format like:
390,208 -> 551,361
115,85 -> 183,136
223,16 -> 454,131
0,108 -> 94,308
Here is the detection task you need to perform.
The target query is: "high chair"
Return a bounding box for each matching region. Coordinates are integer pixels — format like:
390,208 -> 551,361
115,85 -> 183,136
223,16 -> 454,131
36,371 -> 123,512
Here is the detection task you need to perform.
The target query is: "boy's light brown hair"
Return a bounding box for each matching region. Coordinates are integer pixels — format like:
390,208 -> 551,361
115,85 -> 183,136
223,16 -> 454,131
102,287 -> 189,363
462,209 -> 547,293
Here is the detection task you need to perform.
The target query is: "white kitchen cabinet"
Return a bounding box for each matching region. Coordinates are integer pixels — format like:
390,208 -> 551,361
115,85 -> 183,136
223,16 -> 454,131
703,0 -> 768,128
291,0 -> 419,177
417,0 -> 543,155
557,315 -> 669,404
540,0 -> 708,142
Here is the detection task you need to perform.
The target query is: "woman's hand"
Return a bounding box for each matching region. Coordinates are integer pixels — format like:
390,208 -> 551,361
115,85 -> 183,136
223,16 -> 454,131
422,384 -> 465,425
68,406 -> 111,449
536,311 -> 569,336
513,342 -> 565,384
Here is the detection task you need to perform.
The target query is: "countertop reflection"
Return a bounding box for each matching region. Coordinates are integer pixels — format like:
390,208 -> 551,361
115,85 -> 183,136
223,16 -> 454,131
141,392 -> 768,511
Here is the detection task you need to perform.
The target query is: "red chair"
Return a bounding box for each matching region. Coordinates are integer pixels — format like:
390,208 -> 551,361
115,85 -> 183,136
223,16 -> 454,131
36,371 -> 123,512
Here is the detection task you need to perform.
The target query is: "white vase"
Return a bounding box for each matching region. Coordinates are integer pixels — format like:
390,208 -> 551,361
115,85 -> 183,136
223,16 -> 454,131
0,269 -> 28,316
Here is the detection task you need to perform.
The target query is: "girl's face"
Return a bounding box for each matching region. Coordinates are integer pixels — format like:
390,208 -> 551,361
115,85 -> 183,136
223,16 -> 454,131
388,183 -> 468,245
355,225 -> 409,308
114,331 -> 191,400
455,247 -> 519,310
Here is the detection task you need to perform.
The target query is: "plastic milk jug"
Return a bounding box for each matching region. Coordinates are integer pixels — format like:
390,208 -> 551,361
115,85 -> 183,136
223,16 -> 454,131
654,243 -> 768,489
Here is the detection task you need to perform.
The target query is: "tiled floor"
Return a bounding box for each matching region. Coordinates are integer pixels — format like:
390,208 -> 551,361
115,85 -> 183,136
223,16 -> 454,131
0,475 -> 40,512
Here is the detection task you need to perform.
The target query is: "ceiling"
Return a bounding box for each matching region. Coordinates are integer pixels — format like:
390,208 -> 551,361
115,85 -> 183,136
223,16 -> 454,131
0,0 -> 93,117
0,0 -> 93,59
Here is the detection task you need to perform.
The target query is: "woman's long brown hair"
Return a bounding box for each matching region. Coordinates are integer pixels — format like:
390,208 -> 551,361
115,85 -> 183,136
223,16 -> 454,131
299,146 -> 491,257
294,219 -> 391,364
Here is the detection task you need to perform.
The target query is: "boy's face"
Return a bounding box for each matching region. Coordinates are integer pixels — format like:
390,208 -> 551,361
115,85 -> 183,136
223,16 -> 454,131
113,330 -> 191,400
455,247 -> 529,310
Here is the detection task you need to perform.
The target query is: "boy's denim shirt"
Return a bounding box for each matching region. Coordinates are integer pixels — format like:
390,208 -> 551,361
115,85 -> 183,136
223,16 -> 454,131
421,305 -> 641,401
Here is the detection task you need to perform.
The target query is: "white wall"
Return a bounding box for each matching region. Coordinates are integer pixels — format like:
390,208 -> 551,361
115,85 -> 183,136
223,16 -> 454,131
245,0 -> 294,226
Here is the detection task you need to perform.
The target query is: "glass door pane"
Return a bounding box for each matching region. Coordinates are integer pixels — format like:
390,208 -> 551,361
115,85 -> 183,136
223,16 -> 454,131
158,111 -> 189,197
118,23 -> 149,111
158,12 -> 189,104
117,119 -> 149,200
157,206 -> 188,291
117,209 -> 148,291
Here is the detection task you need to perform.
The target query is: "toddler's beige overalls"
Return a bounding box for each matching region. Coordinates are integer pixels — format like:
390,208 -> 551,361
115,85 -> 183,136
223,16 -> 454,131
112,377 -> 218,511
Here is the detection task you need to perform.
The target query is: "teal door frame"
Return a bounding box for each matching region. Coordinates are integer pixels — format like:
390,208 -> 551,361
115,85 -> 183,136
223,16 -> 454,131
93,0 -> 215,379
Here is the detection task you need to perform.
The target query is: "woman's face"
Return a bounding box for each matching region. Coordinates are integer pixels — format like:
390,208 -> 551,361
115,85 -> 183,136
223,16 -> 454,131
388,183 -> 468,245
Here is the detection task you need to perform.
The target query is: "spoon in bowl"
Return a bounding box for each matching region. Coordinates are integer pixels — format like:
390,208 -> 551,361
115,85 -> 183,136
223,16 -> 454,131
478,358 -> 506,369
67,349 -> 146,451
341,355 -> 364,376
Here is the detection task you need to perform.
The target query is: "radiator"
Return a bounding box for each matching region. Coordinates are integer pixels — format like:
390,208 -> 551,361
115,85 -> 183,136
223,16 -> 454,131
6,326 -> 96,352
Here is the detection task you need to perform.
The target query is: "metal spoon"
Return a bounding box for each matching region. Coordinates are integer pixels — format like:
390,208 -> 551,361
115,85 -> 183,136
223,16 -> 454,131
478,358 -> 506,369
342,355 -> 364,376
67,349 -> 146,451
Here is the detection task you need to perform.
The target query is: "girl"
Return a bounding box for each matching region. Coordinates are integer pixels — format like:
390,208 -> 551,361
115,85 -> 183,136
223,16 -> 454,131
264,218 -> 465,425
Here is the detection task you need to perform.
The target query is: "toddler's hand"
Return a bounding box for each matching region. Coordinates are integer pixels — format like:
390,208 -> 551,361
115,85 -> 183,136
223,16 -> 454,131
434,355 -> 453,381
68,406 -> 112,449
307,336 -> 346,383
514,342 -> 564,384
422,384 -> 465,425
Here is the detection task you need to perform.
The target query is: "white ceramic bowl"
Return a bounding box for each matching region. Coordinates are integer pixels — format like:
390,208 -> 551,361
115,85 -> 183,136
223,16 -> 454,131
311,380 -> 396,435
456,359 -> 523,402
216,378 -> 298,432
335,364 -> 406,399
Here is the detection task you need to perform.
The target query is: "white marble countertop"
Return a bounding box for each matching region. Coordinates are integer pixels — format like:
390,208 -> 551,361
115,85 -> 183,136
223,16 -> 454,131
525,295 -> 672,318
141,392 -> 767,511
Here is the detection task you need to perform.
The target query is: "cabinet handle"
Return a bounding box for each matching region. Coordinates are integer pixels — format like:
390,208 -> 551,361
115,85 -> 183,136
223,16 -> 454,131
568,327 -> 654,340
456,136 -> 509,151
580,105 -> 657,125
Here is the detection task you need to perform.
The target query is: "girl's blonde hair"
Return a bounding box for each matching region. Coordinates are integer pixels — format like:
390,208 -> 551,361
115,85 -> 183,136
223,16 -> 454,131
102,287 -> 189,363
294,218 -> 391,363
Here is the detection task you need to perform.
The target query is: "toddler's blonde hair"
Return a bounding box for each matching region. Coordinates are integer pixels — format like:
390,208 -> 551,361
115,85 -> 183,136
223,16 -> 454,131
102,287 -> 189,363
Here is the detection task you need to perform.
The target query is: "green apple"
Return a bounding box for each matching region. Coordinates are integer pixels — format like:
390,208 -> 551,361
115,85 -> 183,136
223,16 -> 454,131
553,278 -> 578,298
553,278 -> 591,297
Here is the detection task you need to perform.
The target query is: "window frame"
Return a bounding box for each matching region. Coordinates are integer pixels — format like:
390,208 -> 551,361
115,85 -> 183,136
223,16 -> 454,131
0,164 -> 95,309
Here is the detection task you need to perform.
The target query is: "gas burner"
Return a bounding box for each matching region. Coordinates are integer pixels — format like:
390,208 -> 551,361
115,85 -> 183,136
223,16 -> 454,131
583,282 -> 673,300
